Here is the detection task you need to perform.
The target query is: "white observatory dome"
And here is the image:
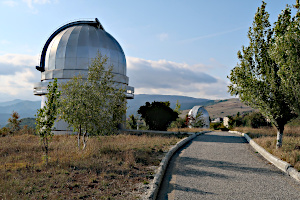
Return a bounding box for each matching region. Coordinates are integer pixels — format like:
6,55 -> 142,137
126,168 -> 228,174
33,18 -> 134,133
188,106 -> 210,128
34,18 -> 134,99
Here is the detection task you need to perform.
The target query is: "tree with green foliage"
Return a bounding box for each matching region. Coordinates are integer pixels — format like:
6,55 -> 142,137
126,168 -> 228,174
188,111 -> 205,128
7,111 -> 22,135
169,117 -> 187,132
174,100 -> 181,115
35,78 -> 60,165
228,1 -> 298,148
138,101 -> 178,131
269,0 -> 300,115
170,100 -> 184,132
60,53 -> 126,149
127,114 -> 137,130
244,112 -> 271,128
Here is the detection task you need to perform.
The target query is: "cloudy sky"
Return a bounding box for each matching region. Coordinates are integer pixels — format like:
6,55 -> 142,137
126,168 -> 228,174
0,0 -> 296,102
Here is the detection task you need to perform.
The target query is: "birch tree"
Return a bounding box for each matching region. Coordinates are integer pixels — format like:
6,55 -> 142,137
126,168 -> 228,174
60,53 -> 126,149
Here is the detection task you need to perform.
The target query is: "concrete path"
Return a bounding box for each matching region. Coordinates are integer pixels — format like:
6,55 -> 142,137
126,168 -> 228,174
157,131 -> 300,200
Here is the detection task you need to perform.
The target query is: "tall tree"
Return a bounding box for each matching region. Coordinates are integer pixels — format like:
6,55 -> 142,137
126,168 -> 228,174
269,1 -> 300,115
138,101 -> 178,131
59,53 -> 126,149
228,2 -> 297,148
60,74 -> 89,149
35,78 -> 60,165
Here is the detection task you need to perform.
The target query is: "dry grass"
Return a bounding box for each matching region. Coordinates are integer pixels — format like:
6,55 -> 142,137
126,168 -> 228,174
233,126 -> 300,171
205,98 -> 255,119
0,134 -> 183,199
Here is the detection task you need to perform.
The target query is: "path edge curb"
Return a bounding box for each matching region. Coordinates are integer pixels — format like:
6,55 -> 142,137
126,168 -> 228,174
229,130 -> 300,183
143,131 -> 210,200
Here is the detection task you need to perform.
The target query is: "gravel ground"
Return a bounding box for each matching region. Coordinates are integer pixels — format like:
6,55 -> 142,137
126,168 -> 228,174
157,131 -> 300,200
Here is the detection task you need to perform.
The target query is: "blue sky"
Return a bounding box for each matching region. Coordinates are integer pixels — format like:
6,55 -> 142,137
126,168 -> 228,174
0,0 -> 297,102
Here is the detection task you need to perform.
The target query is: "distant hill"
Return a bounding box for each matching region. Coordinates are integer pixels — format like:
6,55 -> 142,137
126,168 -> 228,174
0,95 -> 212,126
127,94 -> 212,116
5,118 -> 36,129
204,98 -> 255,119
1,95 -> 249,127
0,100 -> 41,127
179,98 -> 256,119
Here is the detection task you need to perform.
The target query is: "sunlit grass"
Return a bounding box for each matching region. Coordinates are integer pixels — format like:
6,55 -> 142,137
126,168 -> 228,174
233,126 -> 300,171
0,133 -> 183,199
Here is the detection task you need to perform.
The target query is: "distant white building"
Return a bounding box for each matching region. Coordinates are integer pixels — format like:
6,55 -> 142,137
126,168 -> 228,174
188,106 -> 210,128
223,117 -> 229,128
211,117 -> 223,123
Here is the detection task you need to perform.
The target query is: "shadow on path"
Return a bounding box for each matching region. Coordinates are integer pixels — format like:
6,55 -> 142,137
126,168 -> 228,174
157,132 -> 288,199
170,183 -> 215,195
192,133 -> 247,144
174,156 -> 282,177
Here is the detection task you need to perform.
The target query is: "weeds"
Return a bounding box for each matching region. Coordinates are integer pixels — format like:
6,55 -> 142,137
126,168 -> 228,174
0,134 -> 183,199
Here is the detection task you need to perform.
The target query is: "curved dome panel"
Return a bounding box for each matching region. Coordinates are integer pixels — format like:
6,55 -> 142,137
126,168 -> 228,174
42,23 -> 127,83
188,106 -> 210,128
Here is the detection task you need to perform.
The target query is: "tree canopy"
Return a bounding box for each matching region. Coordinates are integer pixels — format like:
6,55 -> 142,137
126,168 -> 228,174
137,101 -> 178,131
59,53 -> 126,149
269,1 -> 300,115
228,1 -> 299,148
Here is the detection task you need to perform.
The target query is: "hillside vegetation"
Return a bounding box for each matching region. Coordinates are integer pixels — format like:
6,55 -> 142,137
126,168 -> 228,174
179,98 -> 255,119
205,98 -> 255,119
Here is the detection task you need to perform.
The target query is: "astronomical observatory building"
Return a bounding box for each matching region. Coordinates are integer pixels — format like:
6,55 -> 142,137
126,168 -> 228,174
188,106 -> 210,128
33,18 -> 134,132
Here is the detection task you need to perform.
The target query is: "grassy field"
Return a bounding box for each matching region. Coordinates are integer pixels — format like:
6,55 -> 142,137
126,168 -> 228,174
233,126 -> 300,171
0,133 -> 185,199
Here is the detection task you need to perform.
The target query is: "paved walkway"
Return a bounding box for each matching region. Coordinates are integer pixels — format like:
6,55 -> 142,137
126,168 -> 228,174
157,131 -> 300,199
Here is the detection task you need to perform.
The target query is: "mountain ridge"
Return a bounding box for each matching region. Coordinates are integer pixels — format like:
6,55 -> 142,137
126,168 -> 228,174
0,94 -> 244,127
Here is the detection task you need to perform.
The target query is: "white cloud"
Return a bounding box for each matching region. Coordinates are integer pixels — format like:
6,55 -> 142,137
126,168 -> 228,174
0,53 -> 38,66
127,57 -> 231,99
157,33 -> 169,41
0,40 -> 11,45
0,53 -> 231,102
0,68 -> 35,95
0,53 -> 40,101
2,0 -> 18,7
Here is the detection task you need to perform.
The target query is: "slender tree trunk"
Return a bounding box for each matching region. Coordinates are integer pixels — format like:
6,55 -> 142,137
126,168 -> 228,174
276,125 -> 284,149
78,124 -> 81,149
82,129 -> 88,150
45,137 -> 49,165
